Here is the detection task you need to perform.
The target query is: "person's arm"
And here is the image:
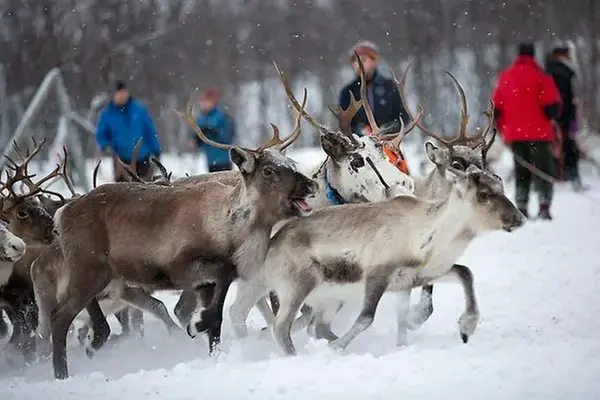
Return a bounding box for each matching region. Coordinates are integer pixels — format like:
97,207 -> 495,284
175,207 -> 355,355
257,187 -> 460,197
540,75 -> 562,121
95,111 -> 112,154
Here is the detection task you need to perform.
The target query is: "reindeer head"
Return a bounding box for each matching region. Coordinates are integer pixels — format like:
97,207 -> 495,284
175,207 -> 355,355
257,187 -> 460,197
449,165 -> 526,234
177,92 -> 318,219
0,221 -> 26,262
274,57 -> 420,204
390,63 -> 497,174
0,138 -> 64,244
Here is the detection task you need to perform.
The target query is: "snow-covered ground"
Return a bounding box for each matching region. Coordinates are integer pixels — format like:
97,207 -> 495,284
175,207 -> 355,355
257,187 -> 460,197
2,147 -> 600,399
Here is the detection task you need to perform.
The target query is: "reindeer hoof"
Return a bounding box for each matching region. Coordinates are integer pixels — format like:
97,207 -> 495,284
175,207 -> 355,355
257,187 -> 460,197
460,333 -> 469,344
186,323 -> 197,338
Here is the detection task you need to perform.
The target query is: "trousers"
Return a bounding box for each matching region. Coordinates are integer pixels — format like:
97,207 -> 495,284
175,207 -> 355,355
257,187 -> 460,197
511,141 -> 555,208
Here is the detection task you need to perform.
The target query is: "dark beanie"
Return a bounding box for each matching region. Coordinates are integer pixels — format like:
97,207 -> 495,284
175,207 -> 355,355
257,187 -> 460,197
518,42 -> 535,57
114,80 -> 127,91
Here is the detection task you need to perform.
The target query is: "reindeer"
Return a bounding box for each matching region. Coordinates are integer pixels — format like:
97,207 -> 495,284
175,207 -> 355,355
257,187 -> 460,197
171,59 -> 419,335
234,156 -> 525,356
48,96 -> 322,379
0,139 -> 65,364
390,65 -> 498,340
31,148 -> 178,359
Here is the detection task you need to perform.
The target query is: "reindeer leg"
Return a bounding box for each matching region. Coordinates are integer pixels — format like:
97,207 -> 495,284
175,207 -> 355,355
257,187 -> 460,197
114,309 -> 131,335
51,273 -> 111,380
330,274 -> 390,351
174,290 -> 197,327
229,280 -> 269,338
129,308 -> 144,338
6,303 -> 37,366
272,278 -> 316,356
193,273 -> 235,355
79,298 -> 111,359
407,284 -> 434,330
450,264 -> 479,343
308,301 -> 342,343
395,289 -> 412,347
119,286 -> 180,333
32,272 -> 56,359
0,309 -> 10,345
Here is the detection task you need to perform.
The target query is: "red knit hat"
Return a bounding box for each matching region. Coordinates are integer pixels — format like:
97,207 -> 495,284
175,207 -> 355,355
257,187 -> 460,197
349,41 -> 380,61
201,87 -> 221,102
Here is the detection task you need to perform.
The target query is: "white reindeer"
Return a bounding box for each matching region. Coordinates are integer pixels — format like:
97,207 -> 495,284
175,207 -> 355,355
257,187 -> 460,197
237,161 -> 525,356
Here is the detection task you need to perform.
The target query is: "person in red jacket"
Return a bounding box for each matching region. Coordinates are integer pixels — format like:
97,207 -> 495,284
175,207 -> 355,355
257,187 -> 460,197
492,42 -> 562,220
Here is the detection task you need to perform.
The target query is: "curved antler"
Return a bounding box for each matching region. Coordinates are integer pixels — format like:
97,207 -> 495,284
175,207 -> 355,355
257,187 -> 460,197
380,104 -> 426,151
259,89 -> 308,152
92,160 -> 102,189
391,63 -> 494,150
354,51 -> 380,136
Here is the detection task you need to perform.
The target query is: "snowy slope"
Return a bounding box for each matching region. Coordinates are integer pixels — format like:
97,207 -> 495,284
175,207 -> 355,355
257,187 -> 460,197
2,150 -> 600,399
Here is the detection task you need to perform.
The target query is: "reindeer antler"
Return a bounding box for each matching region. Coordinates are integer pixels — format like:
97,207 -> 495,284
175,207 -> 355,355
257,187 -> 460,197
92,160 -> 102,189
257,89 -> 307,152
391,63 -> 494,150
114,138 -> 145,182
274,61 -> 360,145
380,104 -> 426,152
174,89 -> 305,154
1,137 -> 65,200
328,91 -> 361,136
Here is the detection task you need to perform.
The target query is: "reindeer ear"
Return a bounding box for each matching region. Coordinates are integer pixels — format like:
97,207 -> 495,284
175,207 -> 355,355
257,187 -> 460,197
321,133 -> 351,160
425,141 -> 448,165
230,147 -> 257,175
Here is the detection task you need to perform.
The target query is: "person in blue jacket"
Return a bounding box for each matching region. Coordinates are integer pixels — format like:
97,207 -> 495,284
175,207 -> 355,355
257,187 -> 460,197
96,80 -> 162,182
190,87 -> 236,172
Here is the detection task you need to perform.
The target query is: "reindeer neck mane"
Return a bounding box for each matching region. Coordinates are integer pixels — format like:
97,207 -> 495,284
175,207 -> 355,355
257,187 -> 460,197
411,182 -> 473,261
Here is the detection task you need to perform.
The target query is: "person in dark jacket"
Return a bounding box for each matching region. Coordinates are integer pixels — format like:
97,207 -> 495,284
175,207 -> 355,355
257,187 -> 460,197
338,41 -> 411,174
492,43 -> 562,220
96,80 -> 161,182
190,88 -> 236,172
545,41 -> 586,191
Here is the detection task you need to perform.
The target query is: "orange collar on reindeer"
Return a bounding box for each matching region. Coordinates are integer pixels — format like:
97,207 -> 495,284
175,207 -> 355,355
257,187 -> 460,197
363,124 -> 410,175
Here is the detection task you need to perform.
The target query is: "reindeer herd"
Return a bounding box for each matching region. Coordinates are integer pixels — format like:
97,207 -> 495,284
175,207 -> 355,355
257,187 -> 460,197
0,56 -> 526,381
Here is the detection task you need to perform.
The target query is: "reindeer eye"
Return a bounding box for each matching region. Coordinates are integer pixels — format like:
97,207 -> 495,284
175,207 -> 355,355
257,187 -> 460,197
477,191 -> 489,201
261,167 -> 275,178
451,160 -> 466,170
350,154 -> 365,171
16,211 -> 27,220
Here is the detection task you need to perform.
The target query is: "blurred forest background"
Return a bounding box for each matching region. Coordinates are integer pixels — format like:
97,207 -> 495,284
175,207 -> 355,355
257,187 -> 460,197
0,0 -> 598,156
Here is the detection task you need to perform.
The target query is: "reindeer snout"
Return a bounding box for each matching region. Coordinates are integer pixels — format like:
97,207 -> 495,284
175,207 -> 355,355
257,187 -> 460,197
6,235 -> 26,261
503,208 -> 527,232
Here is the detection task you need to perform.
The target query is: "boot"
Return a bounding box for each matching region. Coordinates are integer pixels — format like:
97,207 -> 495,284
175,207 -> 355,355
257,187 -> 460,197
538,204 -> 552,220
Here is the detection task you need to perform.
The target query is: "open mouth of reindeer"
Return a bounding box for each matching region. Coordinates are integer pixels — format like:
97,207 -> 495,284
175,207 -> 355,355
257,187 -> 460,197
290,198 -> 313,214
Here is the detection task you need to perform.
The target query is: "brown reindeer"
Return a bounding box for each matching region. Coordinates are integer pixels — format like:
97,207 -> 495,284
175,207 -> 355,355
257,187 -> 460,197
31,145 -> 177,359
48,93 -> 317,379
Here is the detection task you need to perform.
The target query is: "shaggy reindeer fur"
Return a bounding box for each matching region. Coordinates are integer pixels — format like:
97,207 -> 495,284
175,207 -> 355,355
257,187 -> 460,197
240,165 -> 525,355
